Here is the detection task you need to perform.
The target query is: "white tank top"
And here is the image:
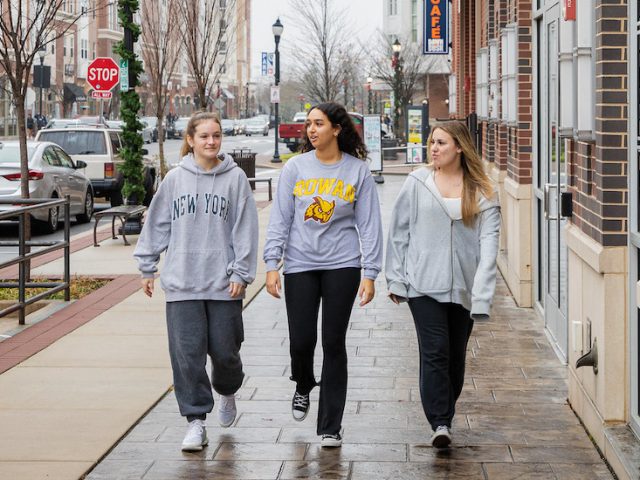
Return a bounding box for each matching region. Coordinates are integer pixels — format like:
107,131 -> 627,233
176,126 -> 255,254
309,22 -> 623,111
441,197 -> 462,220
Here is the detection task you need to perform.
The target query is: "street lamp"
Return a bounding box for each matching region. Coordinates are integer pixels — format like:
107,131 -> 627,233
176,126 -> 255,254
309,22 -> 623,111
391,39 -> 402,138
245,82 -> 250,118
272,17 -> 283,163
37,47 -> 46,119
366,76 -> 373,114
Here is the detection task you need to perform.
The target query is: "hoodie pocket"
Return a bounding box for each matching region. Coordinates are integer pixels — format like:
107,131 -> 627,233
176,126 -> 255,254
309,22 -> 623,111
163,249 -> 229,293
407,250 -> 452,292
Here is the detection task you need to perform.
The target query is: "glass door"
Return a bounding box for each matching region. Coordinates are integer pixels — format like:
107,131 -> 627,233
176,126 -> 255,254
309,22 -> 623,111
541,5 -> 569,360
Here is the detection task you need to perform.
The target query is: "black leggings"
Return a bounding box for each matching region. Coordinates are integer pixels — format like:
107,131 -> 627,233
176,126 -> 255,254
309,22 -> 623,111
408,295 -> 474,430
284,268 -> 361,435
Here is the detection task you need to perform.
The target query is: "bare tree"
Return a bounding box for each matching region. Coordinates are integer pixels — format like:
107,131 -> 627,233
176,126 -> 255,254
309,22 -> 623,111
178,0 -> 236,113
286,0 -> 356,103
365,33 -> 448,138
140,0 -> 181,177
0,1 -> 105,202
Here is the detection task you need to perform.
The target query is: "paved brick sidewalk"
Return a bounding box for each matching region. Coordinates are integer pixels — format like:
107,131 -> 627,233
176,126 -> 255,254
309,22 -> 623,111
86,175 -> 614,480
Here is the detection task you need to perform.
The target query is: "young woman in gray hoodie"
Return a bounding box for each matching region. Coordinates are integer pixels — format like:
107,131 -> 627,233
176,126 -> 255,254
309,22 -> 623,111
385,121 -> 500,449
134,112 -> 258,452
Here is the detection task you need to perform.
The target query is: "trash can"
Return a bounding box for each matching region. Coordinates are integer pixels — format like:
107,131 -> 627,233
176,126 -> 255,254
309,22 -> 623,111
230,148 -> 256,190
382,138 -> 400,161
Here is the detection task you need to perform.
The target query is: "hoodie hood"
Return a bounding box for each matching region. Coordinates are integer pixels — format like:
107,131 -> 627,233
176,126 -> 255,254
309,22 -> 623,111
179,151 -> 238,175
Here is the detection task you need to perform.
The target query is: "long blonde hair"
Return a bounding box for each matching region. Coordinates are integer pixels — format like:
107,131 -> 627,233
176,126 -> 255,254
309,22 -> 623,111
180,112 -> 222,157
427,121 -> 494,226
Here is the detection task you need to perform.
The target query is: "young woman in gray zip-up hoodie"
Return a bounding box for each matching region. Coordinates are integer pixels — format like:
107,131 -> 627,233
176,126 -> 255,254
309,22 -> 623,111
385,121 -> 500,449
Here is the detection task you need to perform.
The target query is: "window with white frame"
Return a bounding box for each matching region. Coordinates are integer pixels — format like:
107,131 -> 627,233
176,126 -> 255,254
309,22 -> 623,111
448,74 -> 457,115
488,40 -> 499,119
80,38 -> 88,59
501,24 -> 517,123
476,48 -> 488,118
389,0 -> 398,16
574,1 -> 594,139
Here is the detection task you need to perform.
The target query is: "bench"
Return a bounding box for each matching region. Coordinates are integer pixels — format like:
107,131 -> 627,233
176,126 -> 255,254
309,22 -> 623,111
247,177 -> 273,201
93,205 -> 146,247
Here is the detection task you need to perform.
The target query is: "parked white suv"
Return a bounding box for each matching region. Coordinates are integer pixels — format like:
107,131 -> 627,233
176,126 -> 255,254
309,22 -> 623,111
35,127 -> 156,206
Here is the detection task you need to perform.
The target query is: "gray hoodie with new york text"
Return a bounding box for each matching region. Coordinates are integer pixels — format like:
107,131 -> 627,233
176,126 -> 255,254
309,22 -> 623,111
134,153 -> 258,301
385,167 -> 501,319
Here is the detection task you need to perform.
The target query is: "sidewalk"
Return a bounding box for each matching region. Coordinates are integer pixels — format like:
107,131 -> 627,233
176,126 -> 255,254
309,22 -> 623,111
0,175 -> 613,480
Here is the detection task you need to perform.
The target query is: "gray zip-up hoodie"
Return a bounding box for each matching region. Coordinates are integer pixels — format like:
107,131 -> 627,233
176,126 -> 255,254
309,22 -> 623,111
385,167 -> 500,319
134,152 -> 258,301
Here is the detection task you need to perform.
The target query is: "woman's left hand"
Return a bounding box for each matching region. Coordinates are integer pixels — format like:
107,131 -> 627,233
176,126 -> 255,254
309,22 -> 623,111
229,282 -> 246,298
358,278 -> 375,306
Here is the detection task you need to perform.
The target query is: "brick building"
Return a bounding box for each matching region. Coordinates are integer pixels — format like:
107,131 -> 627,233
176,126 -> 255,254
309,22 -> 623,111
451,1 -> 638,476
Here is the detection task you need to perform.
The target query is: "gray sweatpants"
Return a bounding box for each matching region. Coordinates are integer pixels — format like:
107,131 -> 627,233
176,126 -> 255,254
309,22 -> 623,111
166,299 -> 244,421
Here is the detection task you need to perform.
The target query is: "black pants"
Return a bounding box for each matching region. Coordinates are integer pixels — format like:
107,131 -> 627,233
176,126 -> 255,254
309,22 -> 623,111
284,268 -> 361,435
408,295 -> 474,430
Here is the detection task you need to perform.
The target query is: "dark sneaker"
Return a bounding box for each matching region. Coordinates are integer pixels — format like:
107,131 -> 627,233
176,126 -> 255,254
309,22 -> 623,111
431,425 -> 452,449
321,432 -> 342,447
291,391 -> 310,421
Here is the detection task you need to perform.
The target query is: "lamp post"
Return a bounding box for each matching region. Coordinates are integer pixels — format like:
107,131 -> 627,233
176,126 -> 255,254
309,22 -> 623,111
245,82 -> 249,118
366,76 -> 373,114
272,18 -> 283,163
391,39 -> 402,139
37,47 -> 46,119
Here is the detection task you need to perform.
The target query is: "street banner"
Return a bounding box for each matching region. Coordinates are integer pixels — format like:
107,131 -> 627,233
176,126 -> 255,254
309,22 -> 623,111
262,52 -> 275,76
423,0 -> 449,54
563,0 -> 576,20
363,115 -> 383,173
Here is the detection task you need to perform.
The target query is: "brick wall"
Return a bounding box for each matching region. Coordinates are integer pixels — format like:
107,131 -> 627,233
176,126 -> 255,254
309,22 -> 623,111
575,1 -> 628,247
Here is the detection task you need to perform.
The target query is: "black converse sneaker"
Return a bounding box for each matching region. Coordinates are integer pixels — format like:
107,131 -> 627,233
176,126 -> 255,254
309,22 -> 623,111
321,432 -> 342,447
291,391 -> 310,421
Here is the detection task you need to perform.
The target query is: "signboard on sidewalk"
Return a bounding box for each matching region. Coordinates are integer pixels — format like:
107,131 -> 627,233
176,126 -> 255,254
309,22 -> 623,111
407,143 -> 424,164
363,115 -> 382,173
406,106 -> 423,144
423,0 -> 449,54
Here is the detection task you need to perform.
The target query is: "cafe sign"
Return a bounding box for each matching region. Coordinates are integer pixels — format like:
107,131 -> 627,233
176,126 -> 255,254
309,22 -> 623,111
423,0 -> 448,55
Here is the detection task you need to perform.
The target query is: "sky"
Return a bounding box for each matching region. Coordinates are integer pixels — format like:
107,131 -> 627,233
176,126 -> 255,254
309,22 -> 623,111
250,0 -> 383,81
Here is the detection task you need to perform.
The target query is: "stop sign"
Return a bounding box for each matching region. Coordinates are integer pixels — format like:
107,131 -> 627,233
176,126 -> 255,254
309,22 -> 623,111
87,57 -> 120,91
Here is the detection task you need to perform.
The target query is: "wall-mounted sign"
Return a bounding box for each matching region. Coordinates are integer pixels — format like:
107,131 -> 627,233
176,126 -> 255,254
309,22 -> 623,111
423,0 -> 448,55
562,0 -> 576,21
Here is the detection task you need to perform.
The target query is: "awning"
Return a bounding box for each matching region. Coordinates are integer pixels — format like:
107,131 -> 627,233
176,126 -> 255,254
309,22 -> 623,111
222,88 -> 235,100
64,83 -> 87,102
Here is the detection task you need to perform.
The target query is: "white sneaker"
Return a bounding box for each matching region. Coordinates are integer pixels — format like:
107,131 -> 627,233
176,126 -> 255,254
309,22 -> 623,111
181,419 -> 208,451
431,425 -> 452,449
217,394 -> 237,428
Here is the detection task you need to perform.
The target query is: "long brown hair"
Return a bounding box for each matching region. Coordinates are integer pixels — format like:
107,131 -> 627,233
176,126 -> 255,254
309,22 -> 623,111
427,121 -> 495,226
180,112 -> 222,157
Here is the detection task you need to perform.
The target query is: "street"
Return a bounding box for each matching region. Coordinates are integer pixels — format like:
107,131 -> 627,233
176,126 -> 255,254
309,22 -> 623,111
0,132 -> 284,264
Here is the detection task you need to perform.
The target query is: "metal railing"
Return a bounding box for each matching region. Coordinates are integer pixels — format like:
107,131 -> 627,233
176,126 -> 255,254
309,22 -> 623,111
0,197 -> 70,325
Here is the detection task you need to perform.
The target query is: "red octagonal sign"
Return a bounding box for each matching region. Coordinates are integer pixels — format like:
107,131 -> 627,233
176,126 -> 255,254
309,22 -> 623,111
87,57 -> 120,92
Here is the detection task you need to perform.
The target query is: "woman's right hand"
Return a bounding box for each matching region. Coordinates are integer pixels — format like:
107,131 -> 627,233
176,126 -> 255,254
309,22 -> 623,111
389,293 -> 404,305
141,278 -> 154,298
266,270 -> 281,299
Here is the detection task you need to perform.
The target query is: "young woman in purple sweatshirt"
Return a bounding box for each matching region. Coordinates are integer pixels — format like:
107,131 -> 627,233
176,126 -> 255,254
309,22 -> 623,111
263,103 -> 383,447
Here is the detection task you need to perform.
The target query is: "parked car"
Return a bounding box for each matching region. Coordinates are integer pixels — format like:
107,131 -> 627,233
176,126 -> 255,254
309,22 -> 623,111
221,119 -> 236,136
141,116 -> 166,142
278,112 -> 308,152
167,117 -> 190,139
0,141 -> 94,233
35,127 -> 156,207
245,118 -> 269,136
234,119 -> 246,136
